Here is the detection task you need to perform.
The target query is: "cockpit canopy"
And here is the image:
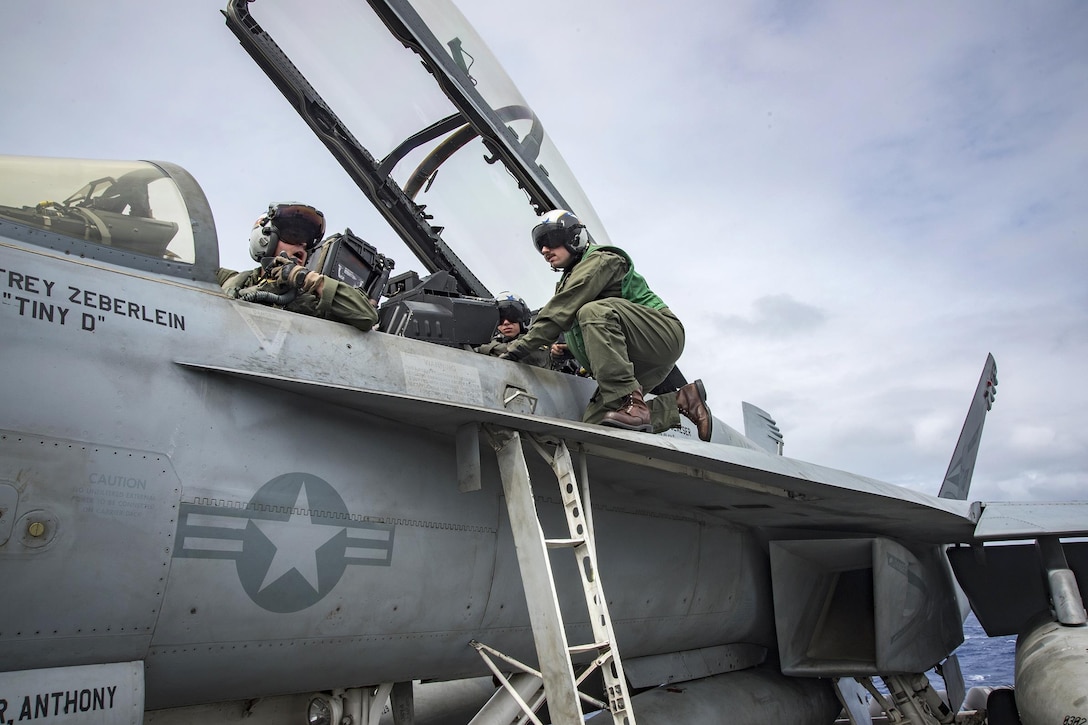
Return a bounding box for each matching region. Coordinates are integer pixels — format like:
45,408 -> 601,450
224,0 -> 611,304
0,155 -> 218,278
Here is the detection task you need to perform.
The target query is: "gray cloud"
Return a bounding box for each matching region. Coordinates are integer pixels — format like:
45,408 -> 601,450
712,294 -> 828,337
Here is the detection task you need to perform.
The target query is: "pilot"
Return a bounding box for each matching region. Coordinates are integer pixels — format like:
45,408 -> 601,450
499,210 -> 713,441
217,202 -> 378,332
475,292 -> 550,368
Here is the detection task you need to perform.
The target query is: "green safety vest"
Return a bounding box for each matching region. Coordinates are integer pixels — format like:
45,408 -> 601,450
565,244 -> 666,372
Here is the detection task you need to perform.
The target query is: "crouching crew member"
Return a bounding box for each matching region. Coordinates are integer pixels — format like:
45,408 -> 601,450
500,209 -> 712,441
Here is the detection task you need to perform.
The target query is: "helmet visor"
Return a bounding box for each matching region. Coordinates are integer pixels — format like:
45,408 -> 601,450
273,204 -> 325,248
497,305 -> 521,324
532,224 -> 576,250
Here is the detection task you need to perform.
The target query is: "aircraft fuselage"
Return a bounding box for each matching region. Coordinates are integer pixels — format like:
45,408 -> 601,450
0,188 -> 772,708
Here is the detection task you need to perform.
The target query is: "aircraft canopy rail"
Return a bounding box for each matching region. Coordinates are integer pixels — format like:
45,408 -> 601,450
0,155 -> 219,280
223,0 -> 610,303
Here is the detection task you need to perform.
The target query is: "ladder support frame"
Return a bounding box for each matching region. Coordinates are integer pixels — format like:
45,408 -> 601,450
481,426 -> 636,725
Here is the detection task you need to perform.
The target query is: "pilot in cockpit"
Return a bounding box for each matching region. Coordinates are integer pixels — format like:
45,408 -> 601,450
475,292 -> 550,368
217,202 -> 378,332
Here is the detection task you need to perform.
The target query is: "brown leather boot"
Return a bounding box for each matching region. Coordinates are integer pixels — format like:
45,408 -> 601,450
677,379 -> 713,442
601,388 -> 652,432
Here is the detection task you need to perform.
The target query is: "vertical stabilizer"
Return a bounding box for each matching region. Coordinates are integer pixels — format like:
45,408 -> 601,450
938,354 -> 998,500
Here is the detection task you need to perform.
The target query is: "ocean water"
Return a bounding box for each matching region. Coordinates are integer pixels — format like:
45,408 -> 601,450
952,612 -> 1017,689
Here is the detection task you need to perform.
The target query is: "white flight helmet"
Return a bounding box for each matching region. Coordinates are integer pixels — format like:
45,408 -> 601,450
531,209 -> 589,259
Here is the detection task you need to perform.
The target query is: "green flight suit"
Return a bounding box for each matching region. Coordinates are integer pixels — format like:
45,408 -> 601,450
506,246 -> 685,432
476,332 -> 551,368
217,267 -> 378,333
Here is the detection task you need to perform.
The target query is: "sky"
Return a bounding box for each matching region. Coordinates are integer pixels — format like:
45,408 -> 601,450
2,0 -> 1085,505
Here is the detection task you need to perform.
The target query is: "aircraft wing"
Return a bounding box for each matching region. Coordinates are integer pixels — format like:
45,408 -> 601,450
178,361 -> 978,545
969,501 -> 1088,540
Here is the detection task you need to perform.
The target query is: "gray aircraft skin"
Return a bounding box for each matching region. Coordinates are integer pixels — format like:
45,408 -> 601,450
1,1 -> 1086,724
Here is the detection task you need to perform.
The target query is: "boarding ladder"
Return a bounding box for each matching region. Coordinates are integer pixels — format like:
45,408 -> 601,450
471,427 -> 636,725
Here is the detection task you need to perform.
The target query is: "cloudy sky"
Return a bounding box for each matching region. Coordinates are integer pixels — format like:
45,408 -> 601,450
3,0 -> 1085,504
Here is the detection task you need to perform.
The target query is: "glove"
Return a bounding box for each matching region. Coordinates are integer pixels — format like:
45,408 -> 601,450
269,254 -> 322,295
499,346 -> 525,362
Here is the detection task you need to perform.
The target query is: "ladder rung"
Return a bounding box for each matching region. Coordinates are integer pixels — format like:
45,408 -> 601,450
490,430 -> 636,725
568,641 -> 611,655
545,537 -> 585,549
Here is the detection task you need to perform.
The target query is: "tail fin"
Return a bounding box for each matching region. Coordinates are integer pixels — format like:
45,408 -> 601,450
938,353 -> 998,500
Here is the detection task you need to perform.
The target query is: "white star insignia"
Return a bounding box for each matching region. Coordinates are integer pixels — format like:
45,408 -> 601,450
253,480 -> 344,593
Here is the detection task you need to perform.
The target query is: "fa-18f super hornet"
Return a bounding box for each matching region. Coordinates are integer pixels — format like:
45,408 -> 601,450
1,1 -> 1085,724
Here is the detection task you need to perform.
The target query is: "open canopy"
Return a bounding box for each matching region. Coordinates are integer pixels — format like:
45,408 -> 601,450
224,0 -> 612,299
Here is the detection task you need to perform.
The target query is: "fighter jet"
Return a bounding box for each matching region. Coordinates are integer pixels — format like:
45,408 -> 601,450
0,1 -> 1085,724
